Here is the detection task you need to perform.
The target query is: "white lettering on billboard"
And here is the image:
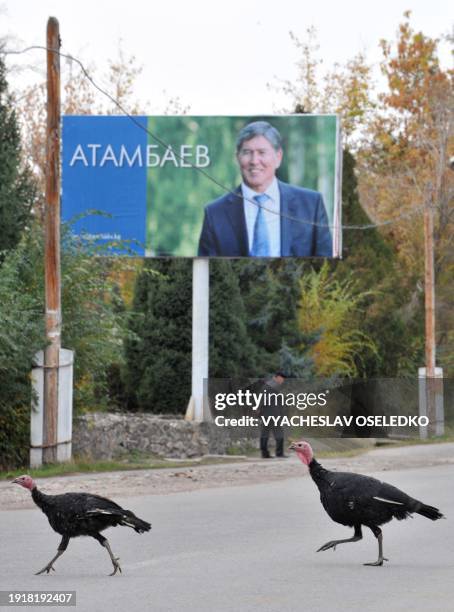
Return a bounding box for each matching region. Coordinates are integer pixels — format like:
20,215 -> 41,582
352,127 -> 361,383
69,144 -> 211,168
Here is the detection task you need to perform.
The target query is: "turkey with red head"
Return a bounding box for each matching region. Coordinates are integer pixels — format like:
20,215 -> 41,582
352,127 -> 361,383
13,475 -> 151,575
289,440 -> 444,566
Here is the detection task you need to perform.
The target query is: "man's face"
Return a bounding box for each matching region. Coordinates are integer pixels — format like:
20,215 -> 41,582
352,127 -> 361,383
237,135 -> 283,193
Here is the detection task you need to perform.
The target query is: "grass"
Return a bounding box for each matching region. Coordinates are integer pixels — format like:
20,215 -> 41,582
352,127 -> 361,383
376,431 -> 454,446
226,443 -> 257,456
316,447 -> 372,459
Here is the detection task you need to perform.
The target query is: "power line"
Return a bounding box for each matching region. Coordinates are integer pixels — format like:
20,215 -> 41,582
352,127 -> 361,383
2,45 -> 426,231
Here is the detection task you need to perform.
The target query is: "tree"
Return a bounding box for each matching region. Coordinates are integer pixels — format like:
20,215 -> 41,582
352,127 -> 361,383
273,27 -> 374,147
0,224 -> 132,467
357,12 -> 454,373
358,13 -> 453,269
278,16 -> 452,376
209,260 -> 257,378
124,260 -> 260,413
0,55 -> 35,258
15,45 -> 147,221
60,236 -> 131,411
0,232 -> 44,469
233,259 -> 316,376
124,259 -> 193,413
335,149 -> 424,377
298,261 -> 377,377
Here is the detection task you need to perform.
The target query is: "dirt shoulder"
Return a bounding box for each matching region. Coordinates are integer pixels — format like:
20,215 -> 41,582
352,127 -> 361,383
2,442 -> 453,511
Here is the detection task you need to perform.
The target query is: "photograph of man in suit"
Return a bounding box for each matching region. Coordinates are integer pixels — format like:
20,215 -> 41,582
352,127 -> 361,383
197,120 -> 333,257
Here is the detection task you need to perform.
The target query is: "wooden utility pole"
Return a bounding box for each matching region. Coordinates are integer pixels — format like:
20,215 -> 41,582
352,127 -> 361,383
424,188 -> 435,378
423,183 -> 437,435
43,17 -> 61,463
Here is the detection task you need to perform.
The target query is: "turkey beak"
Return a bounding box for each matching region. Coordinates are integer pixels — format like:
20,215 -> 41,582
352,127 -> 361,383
12,478 -> 20,484
288,443 -> 296,451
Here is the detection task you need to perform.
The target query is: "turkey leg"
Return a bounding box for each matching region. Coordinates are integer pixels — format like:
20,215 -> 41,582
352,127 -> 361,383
317,525 -> 362,552
94,533 -> 122,575
35,535 -> 69,575
364,527 -> 389,566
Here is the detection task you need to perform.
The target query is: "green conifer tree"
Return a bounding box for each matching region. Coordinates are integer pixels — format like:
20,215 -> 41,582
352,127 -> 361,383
233,259 -> 315,377
209,260 -> 257,378
124,259 -> 192,413
124,259 -> 260,413
0,57 -> 35,259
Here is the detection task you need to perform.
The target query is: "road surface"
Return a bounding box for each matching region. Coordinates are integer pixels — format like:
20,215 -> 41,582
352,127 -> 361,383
1,445 -> 453,611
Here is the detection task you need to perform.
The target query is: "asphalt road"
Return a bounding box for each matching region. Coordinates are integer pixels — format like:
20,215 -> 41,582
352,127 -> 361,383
1,462 -> 453,612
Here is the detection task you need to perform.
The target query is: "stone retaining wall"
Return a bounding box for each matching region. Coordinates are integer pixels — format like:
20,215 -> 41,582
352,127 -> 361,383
72,413 -> 258,460
72,413 -> 376,460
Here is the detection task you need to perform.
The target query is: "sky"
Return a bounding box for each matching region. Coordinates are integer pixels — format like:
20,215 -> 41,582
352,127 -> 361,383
1,0 -> 452,114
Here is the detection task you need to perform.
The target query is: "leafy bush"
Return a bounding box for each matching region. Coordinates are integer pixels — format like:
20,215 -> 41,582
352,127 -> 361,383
60,235 -> 130,411
298,261 -> 378,377
0,234 -> 45,468
0,225 -> 131,468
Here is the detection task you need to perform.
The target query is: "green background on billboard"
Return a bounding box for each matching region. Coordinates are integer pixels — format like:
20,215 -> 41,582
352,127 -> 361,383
146,115 -> 337,256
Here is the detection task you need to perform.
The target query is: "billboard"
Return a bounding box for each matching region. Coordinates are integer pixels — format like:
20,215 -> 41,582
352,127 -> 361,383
62,115 -> 341,257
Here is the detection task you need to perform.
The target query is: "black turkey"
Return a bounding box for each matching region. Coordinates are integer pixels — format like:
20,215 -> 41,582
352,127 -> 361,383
289,440 -> 444,565
13,475 -> 151,575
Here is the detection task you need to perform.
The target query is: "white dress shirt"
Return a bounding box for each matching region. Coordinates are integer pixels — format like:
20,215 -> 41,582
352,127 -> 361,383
242,178 -> 281,256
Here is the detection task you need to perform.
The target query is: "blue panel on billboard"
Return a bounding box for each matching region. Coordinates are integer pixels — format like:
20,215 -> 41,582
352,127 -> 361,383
62,116 -> 148,255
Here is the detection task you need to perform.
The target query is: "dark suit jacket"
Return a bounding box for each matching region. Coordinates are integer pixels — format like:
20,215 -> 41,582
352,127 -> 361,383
197,180 -> 333,257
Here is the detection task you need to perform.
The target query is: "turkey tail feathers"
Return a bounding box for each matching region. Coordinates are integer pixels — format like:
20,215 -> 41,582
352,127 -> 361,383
122,511 -> 151,533
79,508 -> 151,532
417,504 -> 444,521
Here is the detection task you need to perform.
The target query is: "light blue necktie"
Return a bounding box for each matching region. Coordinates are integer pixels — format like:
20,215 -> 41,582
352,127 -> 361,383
250,194 -> 270,256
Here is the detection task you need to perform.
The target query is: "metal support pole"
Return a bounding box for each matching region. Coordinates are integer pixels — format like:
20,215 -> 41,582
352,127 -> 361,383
189,258 -> 210,422
43,17 -> 61,463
